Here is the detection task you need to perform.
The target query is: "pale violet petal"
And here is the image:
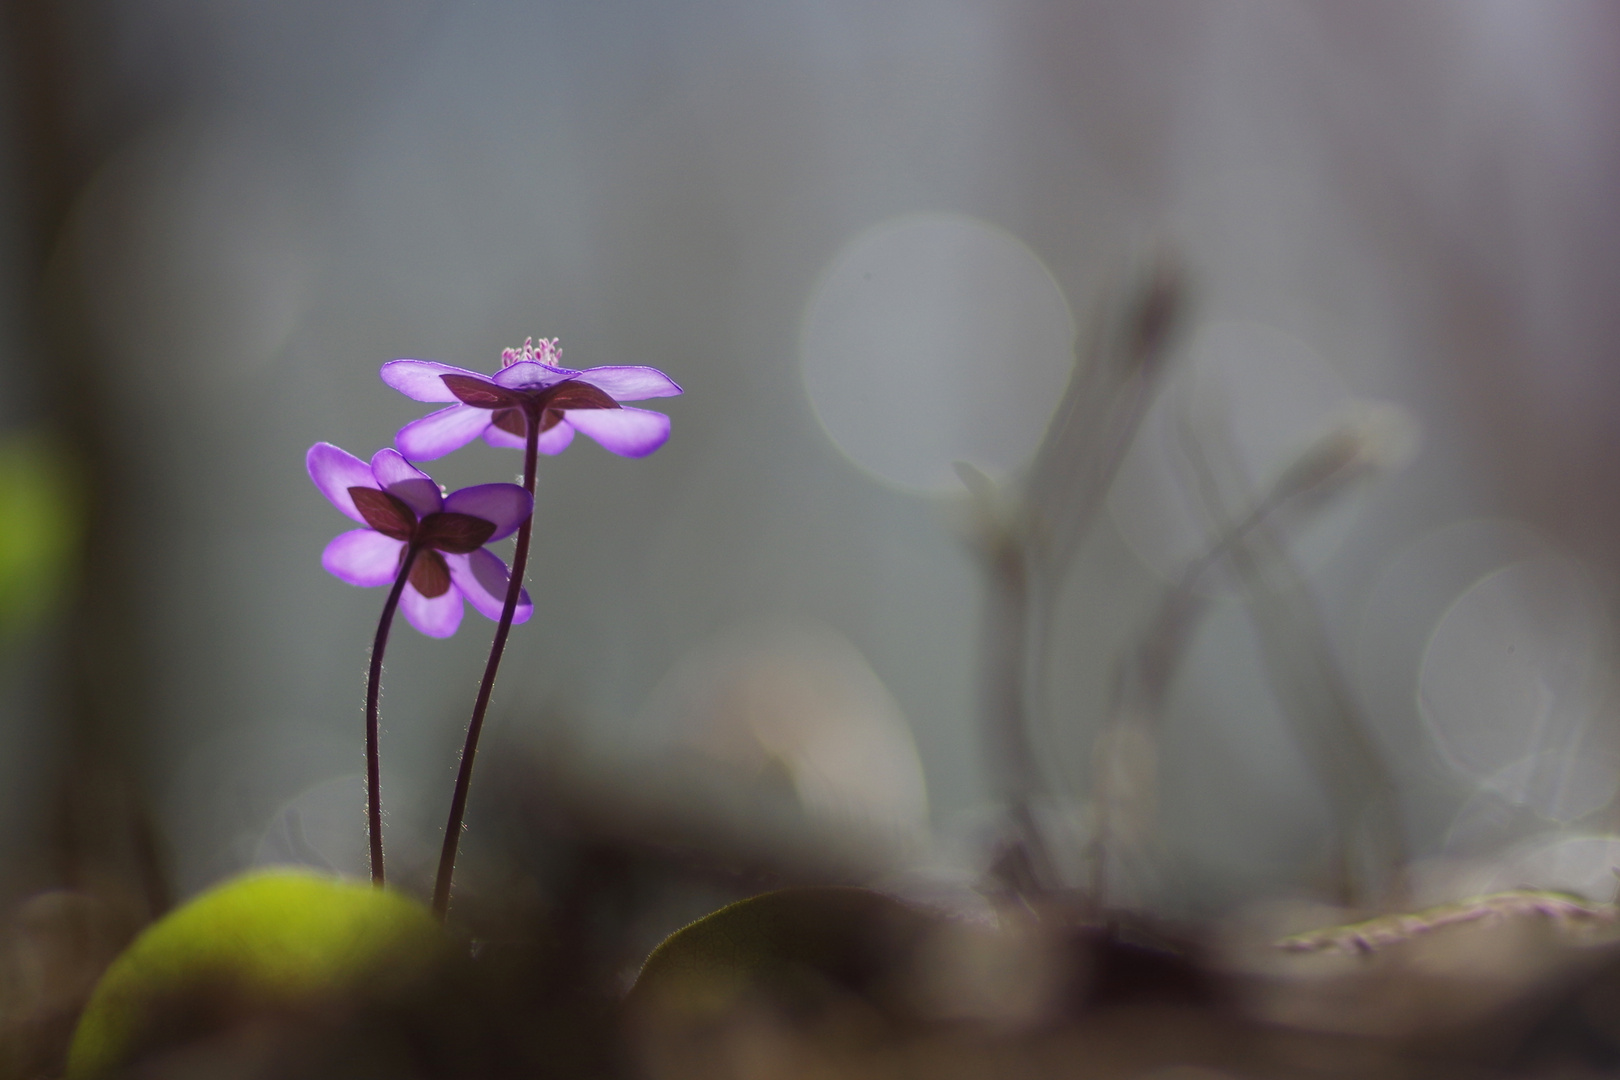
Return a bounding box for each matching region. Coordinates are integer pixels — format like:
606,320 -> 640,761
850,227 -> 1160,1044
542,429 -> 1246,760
370,449 -> 442,518
321,530 -> 405,587
480,418 -> 575,454
482,424 -> 527,450
536,421 -> 576,456
576,365 -> 683,400
442,483 -> 532,541
367,446 -> 440,518
370,447 -> 432,486
307,443 -> 378,523
447,549 -> 532,624
399,582 -> 463,638
396,404 -> 491,461
563,406 -> 671,458
380,360 -> 484,403
492,361 -> 577,392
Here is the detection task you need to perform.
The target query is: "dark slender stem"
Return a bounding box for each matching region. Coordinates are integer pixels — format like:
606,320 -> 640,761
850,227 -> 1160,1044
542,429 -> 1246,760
434,405 -> 540,919
367,545 -> 421,887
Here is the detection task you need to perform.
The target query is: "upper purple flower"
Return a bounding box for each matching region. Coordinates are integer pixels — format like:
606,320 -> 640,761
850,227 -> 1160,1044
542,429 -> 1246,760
381,338 -> 683,461
307,443 -> 535,638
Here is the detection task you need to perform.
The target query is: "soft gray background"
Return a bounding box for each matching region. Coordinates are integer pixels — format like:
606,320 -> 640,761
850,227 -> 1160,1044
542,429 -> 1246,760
5,1 -> 1620,913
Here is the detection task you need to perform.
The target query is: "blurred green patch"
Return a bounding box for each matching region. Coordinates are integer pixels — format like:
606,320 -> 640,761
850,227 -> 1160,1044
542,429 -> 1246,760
0,430 -> 82,637
67,868 -> 445,1079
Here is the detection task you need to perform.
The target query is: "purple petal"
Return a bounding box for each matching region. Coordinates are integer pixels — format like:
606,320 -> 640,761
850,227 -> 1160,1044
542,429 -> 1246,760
447,549 -> 533,624
396,404 -> 491,461
307,443 -> 379,523
369,449 -> 442,518
400,582 -> 464,638
492,361 -> 577,393
370,447 -> 432,487
443,483 -> 532,540
576,365 -> 684,401
482,424 -> 526,450
321,530 -> 405,587
563,406 -> 672,457
536,421 -> 576,456
480,419 -> 576,454
380,360 -> 485,403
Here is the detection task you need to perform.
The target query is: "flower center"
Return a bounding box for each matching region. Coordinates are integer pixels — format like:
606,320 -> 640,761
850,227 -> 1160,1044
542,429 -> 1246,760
347,486 -> 498,598
499,336 -> 561,368
441,374 -> 623,437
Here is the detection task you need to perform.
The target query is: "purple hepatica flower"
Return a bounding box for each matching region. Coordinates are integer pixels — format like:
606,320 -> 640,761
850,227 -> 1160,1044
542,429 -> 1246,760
381,337 -> 683,461
307,443 -> 534,638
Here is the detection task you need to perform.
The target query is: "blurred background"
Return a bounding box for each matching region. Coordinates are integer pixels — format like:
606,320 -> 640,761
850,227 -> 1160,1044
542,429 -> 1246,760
3,0 -> 1620,941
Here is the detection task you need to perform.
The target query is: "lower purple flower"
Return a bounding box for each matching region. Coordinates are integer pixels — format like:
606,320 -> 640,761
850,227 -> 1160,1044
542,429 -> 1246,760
307,443 -> 534,638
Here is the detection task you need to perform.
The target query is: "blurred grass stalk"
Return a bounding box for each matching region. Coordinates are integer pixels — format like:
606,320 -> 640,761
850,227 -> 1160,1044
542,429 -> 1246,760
1094,400 -> 1415,910
1173,384 -> 1407,906
967,252 -> 1407,910
961,253 -> 1187,894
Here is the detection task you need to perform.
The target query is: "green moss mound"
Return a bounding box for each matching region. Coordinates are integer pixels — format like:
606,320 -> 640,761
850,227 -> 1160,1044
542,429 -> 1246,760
68,868 -> 443,1078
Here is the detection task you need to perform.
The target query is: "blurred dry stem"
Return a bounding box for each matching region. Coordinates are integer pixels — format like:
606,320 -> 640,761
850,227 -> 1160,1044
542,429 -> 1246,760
1176,397 -> 1406,906
962,252 -> 1410,911
1023,254 -> 1189,577
1091,404 -> 1416,910
1279,890 -> 1619,955
964,254 -> 1189,896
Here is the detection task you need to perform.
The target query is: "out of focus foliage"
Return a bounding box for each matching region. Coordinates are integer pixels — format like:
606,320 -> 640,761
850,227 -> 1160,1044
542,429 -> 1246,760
0,431 -> 80,637
628,887 -> 934,1023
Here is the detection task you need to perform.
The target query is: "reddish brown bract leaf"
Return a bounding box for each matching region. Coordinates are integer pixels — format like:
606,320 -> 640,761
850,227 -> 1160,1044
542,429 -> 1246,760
349,487 -> 416,541
409,549 -> 453,598
543,381 -> 620,411
442,374 -> 524,409
492,406 -> 567,437
492,408 -> 527,436
417,512 -> 497,554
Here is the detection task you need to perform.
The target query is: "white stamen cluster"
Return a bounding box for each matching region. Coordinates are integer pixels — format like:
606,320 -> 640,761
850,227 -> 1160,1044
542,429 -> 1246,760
499,337 -> 562,368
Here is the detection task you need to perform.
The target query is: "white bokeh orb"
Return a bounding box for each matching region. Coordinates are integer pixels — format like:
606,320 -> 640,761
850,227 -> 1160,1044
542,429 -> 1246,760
1418,556 -> 1613,804
800,214 -> 1076,493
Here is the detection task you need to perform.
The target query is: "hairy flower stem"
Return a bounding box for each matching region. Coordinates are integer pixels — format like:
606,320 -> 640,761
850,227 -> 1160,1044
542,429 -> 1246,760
367,545 -> 422,886
434,405 -> 540,919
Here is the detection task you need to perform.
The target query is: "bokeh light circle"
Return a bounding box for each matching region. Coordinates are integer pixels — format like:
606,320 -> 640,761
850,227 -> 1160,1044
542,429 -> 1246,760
253,771 -> 431,881
800,214 -> 1076,493
1356,518 -> 1553,729
1418,556 -> 1614,807
636,620 -> 930,862
254,774 -> 369,878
